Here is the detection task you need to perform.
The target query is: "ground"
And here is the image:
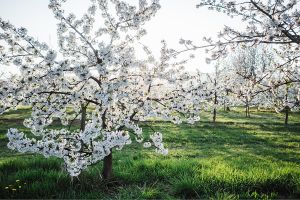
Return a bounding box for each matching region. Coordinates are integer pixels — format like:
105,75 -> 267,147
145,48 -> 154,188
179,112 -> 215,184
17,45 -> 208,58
0,107 -> 299,199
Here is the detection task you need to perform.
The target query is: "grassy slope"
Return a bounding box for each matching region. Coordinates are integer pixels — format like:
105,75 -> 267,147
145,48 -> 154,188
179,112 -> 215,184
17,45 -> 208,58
0,107 -> 299,199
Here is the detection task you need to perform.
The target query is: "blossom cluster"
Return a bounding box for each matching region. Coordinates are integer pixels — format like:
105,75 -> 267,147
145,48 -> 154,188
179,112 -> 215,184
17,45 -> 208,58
7,127 -> 131,176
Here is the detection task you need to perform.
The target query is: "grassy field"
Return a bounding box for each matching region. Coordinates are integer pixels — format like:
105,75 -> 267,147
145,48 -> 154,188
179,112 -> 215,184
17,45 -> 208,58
0,107 -> 300,199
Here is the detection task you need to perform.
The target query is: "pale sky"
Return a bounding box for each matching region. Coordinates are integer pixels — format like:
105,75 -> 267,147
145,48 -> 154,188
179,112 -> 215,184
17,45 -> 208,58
0,0 -> 243,75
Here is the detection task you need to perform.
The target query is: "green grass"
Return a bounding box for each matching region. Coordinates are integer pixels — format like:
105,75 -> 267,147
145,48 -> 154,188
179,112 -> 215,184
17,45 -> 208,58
0,107 -> 299,199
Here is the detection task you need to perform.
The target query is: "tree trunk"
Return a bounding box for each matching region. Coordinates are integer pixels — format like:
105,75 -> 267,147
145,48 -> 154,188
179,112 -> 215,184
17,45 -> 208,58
225,89 -> 230,112
101,108 -> 112,180
213,86 -> 217,123
213,108 -> 216,123
247,105 -> 250,118
102,151 -> 113,179
71,104 -> 86,182
284,86 -> 289,126
80,104 -> 87,131
245,100 -> 250,118
285,106 -> 289,126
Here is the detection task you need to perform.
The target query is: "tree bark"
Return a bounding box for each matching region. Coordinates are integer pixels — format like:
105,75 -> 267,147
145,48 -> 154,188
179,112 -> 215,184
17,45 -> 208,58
102,151 -> 113,179
247,105 -> 250,118
213,108 -> 216,123
285,106 -> 289,126
80,104 -> 87,131
213,81 -> 217,123
100,108 -> 112,180
245,100 -> 250,118
225,89 -> 230,112
284,86 -> 289,126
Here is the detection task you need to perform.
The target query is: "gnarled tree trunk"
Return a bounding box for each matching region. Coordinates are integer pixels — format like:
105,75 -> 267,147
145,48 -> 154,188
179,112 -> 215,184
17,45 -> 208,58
101,108 -> 112,179
102,151 -> 113,179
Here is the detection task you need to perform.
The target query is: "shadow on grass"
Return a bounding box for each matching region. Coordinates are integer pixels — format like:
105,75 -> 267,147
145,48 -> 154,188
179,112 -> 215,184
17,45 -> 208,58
0,109 -> 299,199
149,122 -> 300,166
1,156 -> 299,199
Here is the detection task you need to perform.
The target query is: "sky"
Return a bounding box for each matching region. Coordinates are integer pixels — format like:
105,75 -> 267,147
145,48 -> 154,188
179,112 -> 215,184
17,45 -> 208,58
0,0 -> 244,76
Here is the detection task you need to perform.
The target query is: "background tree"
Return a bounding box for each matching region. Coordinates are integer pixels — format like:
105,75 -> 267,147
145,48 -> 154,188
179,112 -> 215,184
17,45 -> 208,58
265,79 -> 300,126
223,46 -> 275,117
175,0 -> 300,97
195,0 -> 300,64
202,63 -> 226,123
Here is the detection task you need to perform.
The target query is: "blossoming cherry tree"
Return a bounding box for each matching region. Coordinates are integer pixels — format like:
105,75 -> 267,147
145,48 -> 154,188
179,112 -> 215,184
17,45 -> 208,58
0,0 -> 201,178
